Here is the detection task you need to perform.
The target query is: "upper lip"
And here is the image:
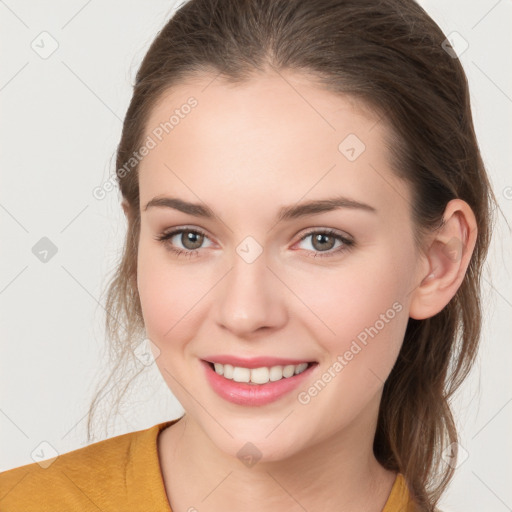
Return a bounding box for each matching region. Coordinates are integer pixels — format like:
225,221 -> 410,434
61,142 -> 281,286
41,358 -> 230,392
202,355 -> 316,369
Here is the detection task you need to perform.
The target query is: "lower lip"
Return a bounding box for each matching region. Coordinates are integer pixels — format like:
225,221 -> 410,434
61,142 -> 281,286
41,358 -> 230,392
201,360 -> 318,406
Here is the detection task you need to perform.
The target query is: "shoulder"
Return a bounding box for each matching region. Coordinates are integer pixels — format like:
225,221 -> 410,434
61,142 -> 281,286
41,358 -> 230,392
0,421 -> 176,511
0,428 -> 138,510
384,474 -> 446,512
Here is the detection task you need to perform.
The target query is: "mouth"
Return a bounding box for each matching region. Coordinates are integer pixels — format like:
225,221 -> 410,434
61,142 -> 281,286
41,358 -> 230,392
201,359 -> 319,406
204,360 -> 318,385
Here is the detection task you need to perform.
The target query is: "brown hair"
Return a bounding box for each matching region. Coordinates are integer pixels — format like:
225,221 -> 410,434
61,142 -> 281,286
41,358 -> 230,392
87,0 -> 497,509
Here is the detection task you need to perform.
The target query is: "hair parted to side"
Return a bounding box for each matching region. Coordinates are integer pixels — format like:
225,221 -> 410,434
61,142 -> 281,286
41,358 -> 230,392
86,0 -> 496,509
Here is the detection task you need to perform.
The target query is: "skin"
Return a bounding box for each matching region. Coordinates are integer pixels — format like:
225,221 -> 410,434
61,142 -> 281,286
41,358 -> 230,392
125,69 -> 477,511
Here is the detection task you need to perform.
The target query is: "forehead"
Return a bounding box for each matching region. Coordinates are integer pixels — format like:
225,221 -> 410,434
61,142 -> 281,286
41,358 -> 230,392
138,71 -> 411,219
144,70 -> 382,154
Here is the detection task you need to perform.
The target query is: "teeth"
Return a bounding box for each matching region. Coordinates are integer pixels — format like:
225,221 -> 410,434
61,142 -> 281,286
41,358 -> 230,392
211,362 -> 310,384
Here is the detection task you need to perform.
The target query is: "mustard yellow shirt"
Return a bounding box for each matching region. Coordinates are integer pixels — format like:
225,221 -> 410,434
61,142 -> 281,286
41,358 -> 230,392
0,418 -> 417,511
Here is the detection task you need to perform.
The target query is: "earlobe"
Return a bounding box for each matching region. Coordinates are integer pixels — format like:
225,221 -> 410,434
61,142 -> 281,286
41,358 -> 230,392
409,199 -> 478,320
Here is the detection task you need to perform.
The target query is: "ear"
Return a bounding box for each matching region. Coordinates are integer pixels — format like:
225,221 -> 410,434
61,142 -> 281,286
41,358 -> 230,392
409,199 -> 478,320
121,199 -> 133,222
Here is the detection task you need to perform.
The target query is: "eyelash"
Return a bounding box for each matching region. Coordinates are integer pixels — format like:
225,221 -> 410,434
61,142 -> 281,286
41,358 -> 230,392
155,227 -> 355,259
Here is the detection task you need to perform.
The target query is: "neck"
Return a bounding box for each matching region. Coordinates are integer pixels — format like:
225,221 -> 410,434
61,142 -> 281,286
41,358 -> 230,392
158,399 -> 396,511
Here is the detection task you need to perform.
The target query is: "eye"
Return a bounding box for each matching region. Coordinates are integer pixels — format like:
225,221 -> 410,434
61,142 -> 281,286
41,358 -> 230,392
155,227 -> 213,258
155,227 -> 355,259
295,229 -> 354,258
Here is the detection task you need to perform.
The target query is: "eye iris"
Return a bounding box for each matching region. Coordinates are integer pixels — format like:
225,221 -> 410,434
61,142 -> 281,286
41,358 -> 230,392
183,230 -> 203,250
312,233 -> 335,251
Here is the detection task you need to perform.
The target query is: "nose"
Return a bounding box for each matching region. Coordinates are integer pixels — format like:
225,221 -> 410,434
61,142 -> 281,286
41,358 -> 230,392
215,249 -> 287,338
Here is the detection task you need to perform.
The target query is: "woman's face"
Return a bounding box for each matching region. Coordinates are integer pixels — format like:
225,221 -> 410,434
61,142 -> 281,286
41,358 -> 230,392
136,71 -> 426,461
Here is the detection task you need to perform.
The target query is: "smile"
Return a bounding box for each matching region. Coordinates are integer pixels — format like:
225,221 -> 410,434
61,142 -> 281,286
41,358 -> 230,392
209,361 -> 312,384
201,360 -> 319,406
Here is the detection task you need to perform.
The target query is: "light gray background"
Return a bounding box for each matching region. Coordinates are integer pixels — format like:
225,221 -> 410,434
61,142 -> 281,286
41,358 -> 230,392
1,1 -> 511,510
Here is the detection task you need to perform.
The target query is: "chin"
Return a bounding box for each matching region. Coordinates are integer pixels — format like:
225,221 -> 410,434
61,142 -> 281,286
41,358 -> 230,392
205,427 -> 303,466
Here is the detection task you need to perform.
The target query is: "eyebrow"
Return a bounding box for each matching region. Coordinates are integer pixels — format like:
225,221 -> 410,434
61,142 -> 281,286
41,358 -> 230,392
143,195 -> 377,222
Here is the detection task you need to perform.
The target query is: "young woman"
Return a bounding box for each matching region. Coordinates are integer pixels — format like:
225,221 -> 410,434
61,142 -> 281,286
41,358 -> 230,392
0,0 -> 496,511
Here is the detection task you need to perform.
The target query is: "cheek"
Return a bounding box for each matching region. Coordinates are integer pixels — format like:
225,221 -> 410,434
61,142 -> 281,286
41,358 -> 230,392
296,246 -> 412,374
290,251 -> 412,428
136,240 -> 203,345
